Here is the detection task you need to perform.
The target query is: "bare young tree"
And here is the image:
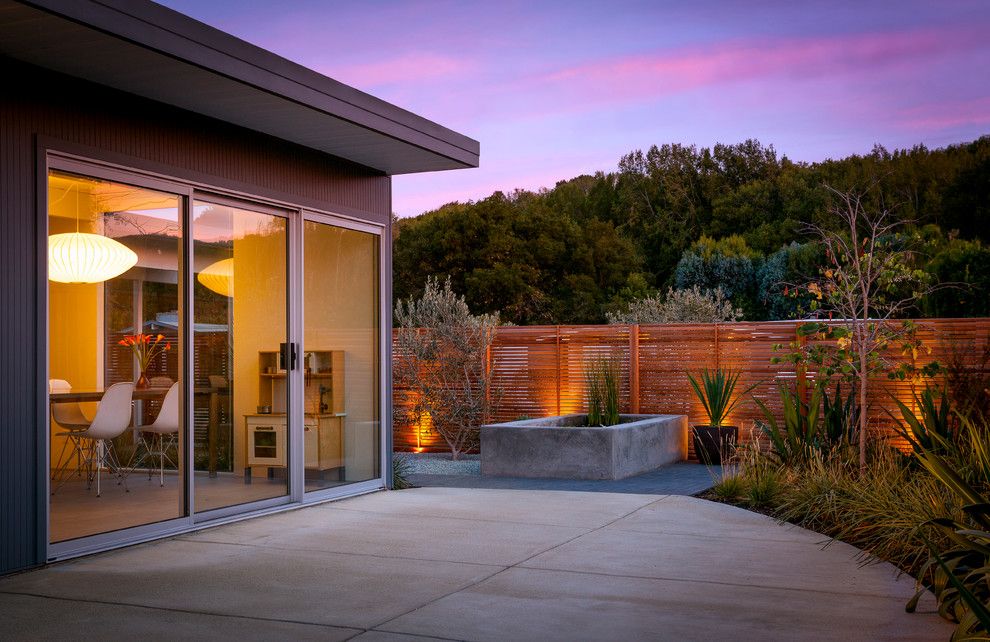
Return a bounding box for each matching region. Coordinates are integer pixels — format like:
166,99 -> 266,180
801,184 -> 937,472
394,277 -> 501,460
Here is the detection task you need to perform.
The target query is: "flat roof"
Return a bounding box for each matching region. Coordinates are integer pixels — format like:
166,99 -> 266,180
0,0 -> 480,175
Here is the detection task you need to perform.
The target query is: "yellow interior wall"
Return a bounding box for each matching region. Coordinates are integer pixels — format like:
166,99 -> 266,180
47,187 -> 102,470
304,224 -> 379,480
231,221 -> 287,475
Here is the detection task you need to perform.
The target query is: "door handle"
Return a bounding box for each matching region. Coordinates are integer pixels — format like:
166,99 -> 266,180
279,342 -> 298,371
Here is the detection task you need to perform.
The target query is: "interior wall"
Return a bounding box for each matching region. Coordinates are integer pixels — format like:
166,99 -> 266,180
47,183 -> 101,468
231,222 -> 287,476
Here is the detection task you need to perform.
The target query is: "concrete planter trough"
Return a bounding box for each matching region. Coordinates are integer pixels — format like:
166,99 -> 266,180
481,414 -> 688,480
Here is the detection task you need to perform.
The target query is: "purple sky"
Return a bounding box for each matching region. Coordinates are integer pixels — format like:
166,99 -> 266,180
158,0 -> 990,218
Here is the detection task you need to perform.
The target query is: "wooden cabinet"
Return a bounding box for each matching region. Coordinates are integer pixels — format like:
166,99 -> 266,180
256,349 -> 344,415
245,349 -> 345,480
245,413 -> 343,471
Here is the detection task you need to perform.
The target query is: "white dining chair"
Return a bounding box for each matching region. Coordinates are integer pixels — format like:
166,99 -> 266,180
73,382 -> 135,497
134,382 -> 179,487
50,379 -> 92,493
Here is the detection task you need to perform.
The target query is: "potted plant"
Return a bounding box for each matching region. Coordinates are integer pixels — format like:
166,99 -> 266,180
687,368 -> 755,465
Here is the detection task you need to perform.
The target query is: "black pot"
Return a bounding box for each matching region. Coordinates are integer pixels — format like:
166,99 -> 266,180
692,425 -> 738,465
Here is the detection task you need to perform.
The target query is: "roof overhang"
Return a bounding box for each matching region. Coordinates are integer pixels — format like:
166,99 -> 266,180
0,0 -> 480,175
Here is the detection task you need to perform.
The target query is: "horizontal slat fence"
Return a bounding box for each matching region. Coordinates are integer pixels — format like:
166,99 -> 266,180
393,319 -> 990,456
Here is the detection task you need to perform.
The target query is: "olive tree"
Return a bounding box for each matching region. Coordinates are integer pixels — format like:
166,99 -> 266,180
607,286 -> 742,324
394,277 -> 500,459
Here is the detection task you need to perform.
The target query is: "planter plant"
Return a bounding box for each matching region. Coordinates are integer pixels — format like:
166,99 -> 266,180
586,357 -> 620,427
687,368 -> 756,465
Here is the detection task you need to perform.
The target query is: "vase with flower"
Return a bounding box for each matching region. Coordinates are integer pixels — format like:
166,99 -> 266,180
119,333 -> 172,389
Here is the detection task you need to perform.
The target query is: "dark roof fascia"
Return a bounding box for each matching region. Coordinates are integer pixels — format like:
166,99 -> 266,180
19,0 -> 480,169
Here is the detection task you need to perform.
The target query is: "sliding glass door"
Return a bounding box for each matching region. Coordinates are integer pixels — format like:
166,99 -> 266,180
192,197 -> 291,513
47,168 -> 186,544
45,156 -> 384,556
302,216 -> 381,493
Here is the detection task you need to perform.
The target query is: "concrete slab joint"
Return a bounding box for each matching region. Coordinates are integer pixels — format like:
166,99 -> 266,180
481,414 -> 688,480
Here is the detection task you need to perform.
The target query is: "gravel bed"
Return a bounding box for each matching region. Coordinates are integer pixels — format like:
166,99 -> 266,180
397,452 -> 481,476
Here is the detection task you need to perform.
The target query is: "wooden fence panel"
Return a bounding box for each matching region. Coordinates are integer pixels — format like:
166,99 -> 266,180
393,318 -> 990,456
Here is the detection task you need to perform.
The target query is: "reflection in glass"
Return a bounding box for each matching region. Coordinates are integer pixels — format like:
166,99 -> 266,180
304,220 -> 380,491
193,201 -> 288,512
48,170 -> 184,543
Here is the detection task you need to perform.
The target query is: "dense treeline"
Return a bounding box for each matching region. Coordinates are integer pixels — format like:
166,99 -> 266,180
394,136 -> 990,325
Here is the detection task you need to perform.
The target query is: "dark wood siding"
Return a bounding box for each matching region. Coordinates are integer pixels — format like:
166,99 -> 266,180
0,58 -> 391,574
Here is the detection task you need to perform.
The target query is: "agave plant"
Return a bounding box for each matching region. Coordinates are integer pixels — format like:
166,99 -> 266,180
821,381 -> 858,450
687,368 -> 755,428
891,386 -> 954,457
754,384 -> 823,465
901,415 -> 990,639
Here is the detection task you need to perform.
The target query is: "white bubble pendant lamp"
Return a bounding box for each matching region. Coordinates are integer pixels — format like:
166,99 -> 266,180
48,182 -> 137,284
48,232 -> 138,283
197,258 -> 234,297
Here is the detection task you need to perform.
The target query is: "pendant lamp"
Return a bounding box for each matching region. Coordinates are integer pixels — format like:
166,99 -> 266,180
48,182 -> 138,283
197,258 -> 234,297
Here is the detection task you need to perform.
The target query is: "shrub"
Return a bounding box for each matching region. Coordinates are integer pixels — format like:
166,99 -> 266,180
606,285 -> 742,324
674,235 -> 760,316
394,277 -> 501,460
391,453 -> 413,490
709,475 -> 747,503
902,415 -> 990,637
745,468 -> 784,509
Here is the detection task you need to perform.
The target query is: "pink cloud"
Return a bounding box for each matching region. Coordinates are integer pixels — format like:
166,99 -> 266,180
897,96 -> 990,130
520,28 -> 988,108
326,52 -> 474,88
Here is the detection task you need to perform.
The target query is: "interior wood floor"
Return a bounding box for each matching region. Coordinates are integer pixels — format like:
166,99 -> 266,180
49,470 -> 286,544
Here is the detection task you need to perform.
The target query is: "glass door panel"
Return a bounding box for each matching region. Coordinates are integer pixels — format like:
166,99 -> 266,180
48,169 -> 185,543
192,199 -> 289,512
303,218 -> 380,492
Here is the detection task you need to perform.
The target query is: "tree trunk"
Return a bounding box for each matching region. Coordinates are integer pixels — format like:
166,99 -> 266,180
858,351 -> 868,474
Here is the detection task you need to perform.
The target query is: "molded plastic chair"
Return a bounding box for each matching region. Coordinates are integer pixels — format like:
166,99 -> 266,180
134,382 -> 179,487
50,379 -> 92,430
50,379 -> 92,493
73,382 -> 135,496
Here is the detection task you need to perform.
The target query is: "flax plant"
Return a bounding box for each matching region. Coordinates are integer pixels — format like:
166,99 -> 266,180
586,357 -> 621,426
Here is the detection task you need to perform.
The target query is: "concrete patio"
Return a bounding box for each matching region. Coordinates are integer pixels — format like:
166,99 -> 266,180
0,488 -> 951,641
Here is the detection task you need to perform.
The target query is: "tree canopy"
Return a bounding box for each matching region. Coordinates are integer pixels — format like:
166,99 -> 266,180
394,136 -> 990,325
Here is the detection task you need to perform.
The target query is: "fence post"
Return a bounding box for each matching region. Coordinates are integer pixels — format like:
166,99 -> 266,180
484,342 -> 492,424
796,327 -> 808,415
555,325 -> 561,416
629,324 -> 640,413
714,323 -> 720,370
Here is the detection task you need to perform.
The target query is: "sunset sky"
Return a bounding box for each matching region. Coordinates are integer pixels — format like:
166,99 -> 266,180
158,0 -> 990,217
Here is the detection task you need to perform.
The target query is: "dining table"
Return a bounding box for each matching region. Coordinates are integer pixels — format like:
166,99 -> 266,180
50,384 -> 226,477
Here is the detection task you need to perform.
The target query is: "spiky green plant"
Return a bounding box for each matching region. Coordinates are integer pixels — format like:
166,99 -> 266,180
586,357 -> 620,426
821,381 -> 858,450
687,367 -> 755,428
900,414 -> 990,639
891,386 -> 954,457
391,453 -> 413,490
754,384 -> 823,465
